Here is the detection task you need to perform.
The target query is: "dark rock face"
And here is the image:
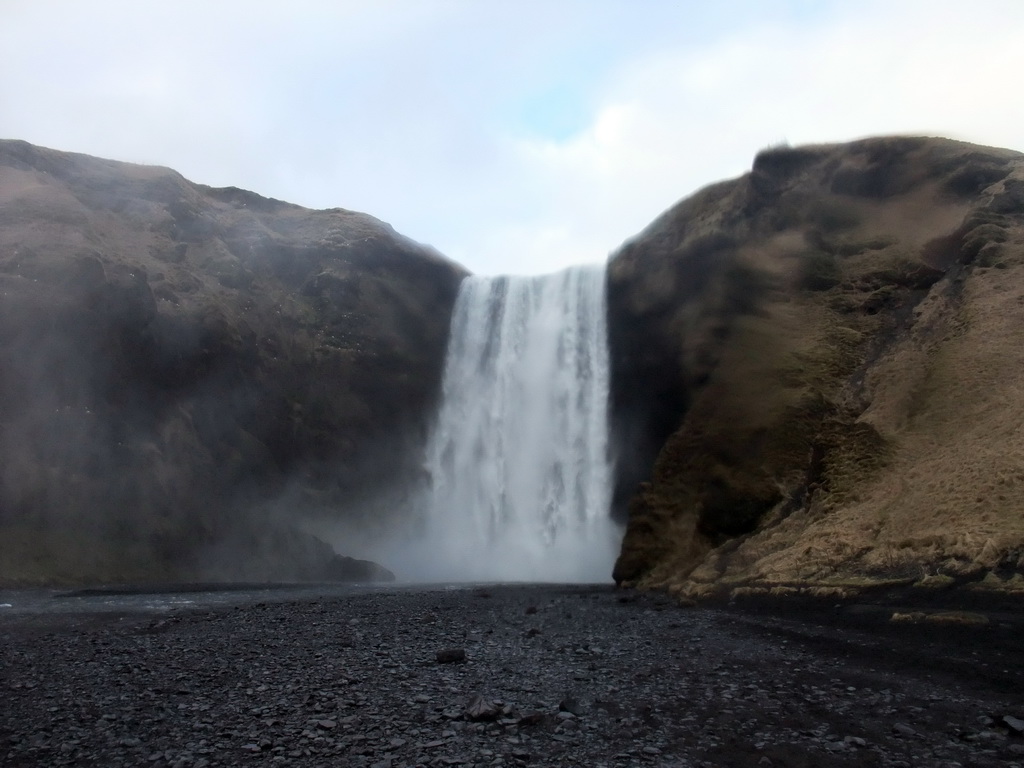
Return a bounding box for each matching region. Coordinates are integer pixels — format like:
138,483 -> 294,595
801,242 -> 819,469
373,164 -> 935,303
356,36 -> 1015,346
608,136 -> 1024,592
0,140 -> 467,584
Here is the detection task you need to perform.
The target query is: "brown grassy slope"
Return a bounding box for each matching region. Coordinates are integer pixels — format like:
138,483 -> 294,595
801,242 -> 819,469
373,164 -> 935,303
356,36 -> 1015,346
0,140 -> 466,584
608,136 -> 1024,595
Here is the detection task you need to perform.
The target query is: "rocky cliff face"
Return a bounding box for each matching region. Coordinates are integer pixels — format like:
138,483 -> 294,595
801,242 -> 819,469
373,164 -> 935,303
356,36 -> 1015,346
609,136 -> 1024,597
0,140 -> 467,584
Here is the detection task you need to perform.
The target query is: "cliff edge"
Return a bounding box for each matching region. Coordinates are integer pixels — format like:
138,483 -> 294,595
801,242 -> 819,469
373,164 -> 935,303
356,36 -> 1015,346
0,140 -> 467,584
609,136 -> 1024,598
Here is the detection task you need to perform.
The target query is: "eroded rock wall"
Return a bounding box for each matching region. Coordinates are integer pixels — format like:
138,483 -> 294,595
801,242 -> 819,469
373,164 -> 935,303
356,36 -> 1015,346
609,136 -> 1024,595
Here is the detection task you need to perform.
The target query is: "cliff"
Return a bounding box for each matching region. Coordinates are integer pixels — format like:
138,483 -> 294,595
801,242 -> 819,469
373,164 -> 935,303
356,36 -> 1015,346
609,136 -> 1024,597
0,140 -> 467,584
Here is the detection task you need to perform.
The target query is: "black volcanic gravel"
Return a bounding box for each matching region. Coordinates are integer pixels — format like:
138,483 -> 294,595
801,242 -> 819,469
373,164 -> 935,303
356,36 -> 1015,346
2,584 -> 1023,767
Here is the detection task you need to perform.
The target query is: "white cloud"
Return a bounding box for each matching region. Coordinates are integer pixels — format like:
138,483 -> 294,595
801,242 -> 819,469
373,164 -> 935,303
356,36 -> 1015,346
484,0 -> 1024,274
2,0 -> 1023,275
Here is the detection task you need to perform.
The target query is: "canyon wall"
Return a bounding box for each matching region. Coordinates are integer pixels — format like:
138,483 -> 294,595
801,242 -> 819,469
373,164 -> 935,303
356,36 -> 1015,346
609,136 -> 1024,596
0,140 -> 466,584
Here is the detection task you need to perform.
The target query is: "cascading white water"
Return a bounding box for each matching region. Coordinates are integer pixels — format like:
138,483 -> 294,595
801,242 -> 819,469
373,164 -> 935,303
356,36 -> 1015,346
396,265 -> 619,582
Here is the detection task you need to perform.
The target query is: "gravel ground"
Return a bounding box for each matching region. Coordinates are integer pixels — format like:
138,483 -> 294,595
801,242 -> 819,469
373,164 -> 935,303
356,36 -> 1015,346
2,584 -> 1023,767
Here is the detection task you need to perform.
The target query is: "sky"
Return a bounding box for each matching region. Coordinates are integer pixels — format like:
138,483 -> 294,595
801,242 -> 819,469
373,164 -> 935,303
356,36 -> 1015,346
3,0 -> 1024,276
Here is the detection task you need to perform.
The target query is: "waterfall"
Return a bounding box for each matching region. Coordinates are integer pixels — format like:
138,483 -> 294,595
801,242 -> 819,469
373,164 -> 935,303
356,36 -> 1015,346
399,265 -> 618,582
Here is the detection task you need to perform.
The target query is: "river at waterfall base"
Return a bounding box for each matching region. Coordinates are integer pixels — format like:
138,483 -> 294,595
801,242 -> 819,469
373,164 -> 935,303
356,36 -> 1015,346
392,265 -> 619,582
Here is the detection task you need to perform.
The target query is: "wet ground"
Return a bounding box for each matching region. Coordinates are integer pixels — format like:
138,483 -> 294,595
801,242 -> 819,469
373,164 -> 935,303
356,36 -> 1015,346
2,583 -> 1022,767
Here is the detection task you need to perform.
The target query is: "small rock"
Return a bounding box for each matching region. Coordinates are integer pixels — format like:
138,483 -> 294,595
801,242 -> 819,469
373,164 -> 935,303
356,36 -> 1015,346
1004,715 -> 1024,734
517,711 -> 545,727
892,723 -> 917,738
642,745 -> 662,755
436,648 -> 467,664
316,719 -> 336,730
465,694 -> 500,722
559,696 -> 583,716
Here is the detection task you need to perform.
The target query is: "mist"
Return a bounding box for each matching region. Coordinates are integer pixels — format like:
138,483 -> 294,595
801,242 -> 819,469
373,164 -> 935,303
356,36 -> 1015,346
0,139 -> 465,585
308,265 -> 621,584
1,139 -> 628,587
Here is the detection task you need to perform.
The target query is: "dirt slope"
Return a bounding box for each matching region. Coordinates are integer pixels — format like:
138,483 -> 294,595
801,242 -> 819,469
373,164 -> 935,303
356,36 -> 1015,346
609,136 -> 1024,597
